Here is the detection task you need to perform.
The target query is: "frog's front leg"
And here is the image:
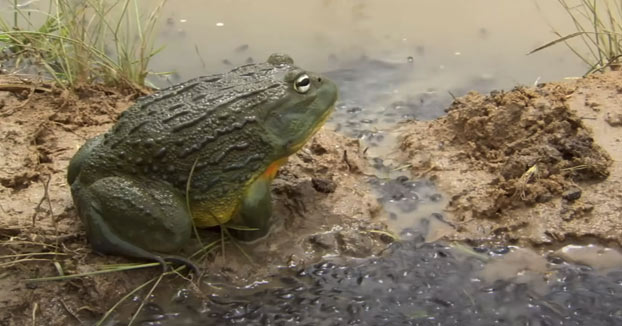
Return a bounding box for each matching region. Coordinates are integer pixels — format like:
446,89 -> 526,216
227,176 -> 273,241
71,176 -> 196,272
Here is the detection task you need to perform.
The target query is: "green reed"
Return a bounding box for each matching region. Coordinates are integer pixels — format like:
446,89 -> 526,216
531,0 -> 622,75
0,0 -> 167,91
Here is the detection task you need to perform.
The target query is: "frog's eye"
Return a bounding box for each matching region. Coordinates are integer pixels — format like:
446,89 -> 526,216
293,74 -> 311,93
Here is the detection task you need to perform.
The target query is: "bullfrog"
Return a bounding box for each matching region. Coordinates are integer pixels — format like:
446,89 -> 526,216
67,54 -> 338,270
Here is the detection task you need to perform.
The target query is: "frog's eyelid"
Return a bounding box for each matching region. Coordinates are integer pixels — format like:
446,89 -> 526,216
293,74 -> 311,93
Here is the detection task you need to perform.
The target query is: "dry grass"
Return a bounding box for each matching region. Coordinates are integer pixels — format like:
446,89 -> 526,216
512,164 -> 540,201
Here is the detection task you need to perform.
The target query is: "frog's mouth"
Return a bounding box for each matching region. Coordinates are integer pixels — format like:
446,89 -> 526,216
288,104 -> 335,153
262,76 -> 338,158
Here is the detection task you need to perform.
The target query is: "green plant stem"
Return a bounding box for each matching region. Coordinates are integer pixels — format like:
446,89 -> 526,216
13,0 -> 18,29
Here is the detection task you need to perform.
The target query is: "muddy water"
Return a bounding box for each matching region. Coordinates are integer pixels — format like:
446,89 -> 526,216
124,1 -> 622,325
154,0 -> 585,85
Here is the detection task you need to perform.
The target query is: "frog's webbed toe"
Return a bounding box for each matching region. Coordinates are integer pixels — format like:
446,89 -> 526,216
162,255 -> 201,276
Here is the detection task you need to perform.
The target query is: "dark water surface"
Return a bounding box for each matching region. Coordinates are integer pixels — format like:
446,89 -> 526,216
129,238 -> 622,325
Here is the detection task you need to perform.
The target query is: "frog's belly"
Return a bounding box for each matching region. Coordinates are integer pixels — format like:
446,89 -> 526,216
191,199 -> 237,227
189,158 -> 288,227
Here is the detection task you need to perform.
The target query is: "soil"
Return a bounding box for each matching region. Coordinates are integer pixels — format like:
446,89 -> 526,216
0,77 -> 386,326
398,71 -> 622,248
2,69 -> 621,325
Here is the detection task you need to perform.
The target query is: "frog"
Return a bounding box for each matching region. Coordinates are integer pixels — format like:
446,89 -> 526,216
67,53 -> 338,270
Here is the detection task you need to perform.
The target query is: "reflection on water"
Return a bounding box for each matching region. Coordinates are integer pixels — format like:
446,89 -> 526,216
555,244 -> 622,271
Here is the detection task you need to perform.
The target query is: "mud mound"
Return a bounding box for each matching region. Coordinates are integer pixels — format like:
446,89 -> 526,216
399,72 -> 622,246
444,86 -> 610,215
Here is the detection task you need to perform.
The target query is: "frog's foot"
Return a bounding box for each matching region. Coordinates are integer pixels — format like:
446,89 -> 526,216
226,224 -> 273,242
162,255 -> 201,276
89,225 -> 199,275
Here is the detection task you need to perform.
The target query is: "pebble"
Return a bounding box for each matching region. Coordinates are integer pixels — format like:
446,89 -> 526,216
562,187 -> 582,201
311,178 -> 337,193
605,112 -> 622,127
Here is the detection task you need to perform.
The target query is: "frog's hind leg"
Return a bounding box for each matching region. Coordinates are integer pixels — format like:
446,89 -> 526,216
67,135 -> 103,184
72,176 -> 196,273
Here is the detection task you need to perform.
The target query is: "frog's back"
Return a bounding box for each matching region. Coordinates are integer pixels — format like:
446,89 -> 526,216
80,62 -> 290,192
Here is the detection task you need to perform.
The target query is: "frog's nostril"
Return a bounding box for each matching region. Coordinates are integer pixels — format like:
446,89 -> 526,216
317,77 -> 322,83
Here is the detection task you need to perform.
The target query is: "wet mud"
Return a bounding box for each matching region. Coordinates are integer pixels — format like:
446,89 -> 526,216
398,71 -> 622,247
1,70 -> 622,325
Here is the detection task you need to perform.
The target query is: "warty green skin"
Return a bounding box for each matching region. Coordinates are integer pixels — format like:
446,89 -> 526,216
67,54 -> 338,270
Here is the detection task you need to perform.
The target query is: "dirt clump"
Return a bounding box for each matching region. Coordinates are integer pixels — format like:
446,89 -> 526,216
398,72 -> 622,247
0,78 -> 385,326
438,85 -> 610,215
605,112 -> 622,127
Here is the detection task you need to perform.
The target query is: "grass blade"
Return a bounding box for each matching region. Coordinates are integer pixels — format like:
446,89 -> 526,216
528,31 -> 589,54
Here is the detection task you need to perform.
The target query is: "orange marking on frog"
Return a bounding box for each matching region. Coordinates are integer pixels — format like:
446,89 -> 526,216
261,157 -> 288,181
